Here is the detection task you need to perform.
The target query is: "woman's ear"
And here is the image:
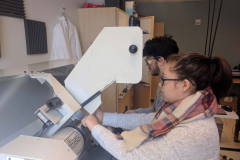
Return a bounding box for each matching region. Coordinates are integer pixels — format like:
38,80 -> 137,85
181,79 -> 191,92
157,57 -> 166,66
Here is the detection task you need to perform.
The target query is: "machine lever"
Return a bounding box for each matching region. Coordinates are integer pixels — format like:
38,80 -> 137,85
81,80 -> 116,107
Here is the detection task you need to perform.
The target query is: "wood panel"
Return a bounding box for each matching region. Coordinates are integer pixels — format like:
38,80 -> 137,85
140,16 -> 154,39
118,83 -> 127,95
154,22 -> 164,37
133,83 -> 151,109
233,78 -> 240,84
140,16 -> 155,84
151,76 -> 160,99
115,8 -> 130,112
141,59 -> 150,83
78,8 -> 117,54
133,16 -> 154,110
116,8 -> 130,26
100,83 -> 117,113
118,87 -> 133,113
151,22 -> 164,99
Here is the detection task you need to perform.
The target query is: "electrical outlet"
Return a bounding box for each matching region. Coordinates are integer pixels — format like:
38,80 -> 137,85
195,19 -> 201,25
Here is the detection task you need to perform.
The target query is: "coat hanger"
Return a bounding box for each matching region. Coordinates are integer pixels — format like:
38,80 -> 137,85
53,7 -> 68,27
62,7 -> 65,16
61,7 -> 68,20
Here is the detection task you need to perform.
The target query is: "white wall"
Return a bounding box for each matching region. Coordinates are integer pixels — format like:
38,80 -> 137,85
0,0 -> 86,69
136,1 -> 240,68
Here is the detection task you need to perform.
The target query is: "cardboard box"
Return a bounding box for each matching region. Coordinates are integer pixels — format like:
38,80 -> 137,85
219,93 -> 238,112
125,1 -> 135,15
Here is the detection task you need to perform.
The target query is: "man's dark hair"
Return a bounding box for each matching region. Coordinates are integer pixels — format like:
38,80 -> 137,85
143,35 -> 179,59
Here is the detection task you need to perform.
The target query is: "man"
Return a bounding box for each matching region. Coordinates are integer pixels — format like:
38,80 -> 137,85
126,35 -> 179,114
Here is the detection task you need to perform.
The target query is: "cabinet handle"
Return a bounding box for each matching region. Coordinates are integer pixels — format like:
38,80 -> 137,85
116,13 -> 118,20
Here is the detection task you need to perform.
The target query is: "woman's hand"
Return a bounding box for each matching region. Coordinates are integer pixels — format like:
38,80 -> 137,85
94,108 -> 104,123
125,110 -> 135,114
81,115 -> 99,131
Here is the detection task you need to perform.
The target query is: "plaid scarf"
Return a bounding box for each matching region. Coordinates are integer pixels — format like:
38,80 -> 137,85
117,87 -> 218,152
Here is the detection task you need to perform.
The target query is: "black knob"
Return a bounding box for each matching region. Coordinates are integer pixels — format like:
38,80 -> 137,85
46,97 -> 62,110
129,45 -> 138,54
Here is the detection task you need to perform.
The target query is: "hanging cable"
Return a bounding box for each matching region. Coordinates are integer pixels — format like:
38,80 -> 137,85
209,0 -> 223,58
204,0 -> 211,55
208,0 -> 217,57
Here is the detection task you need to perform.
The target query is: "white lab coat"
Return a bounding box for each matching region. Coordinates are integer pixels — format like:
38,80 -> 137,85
51,16 -> 82,60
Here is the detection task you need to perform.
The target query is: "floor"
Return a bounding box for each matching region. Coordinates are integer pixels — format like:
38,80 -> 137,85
219,118 -> 240,160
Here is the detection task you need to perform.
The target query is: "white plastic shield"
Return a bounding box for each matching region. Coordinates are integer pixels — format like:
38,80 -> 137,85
65,27 -> 143,114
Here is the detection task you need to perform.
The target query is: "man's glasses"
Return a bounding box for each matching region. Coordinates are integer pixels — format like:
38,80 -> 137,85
144,56 -> 161,65
160,75 -> 196,86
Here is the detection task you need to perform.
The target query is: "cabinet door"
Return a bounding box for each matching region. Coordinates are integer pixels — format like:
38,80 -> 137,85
118,83 -> 127,95
139,16 -> 154,84
78,8 -> 117,54
133,16 -> 154,109
100,83 -> 117,113
116,8 -> 129,26
115,8 -> 130,112
133,83 -> 151,109
151,22 -> 164,100
118,87 -> 133,113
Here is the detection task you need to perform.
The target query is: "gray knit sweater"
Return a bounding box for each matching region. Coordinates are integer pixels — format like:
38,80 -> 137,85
91,113 -> 220,160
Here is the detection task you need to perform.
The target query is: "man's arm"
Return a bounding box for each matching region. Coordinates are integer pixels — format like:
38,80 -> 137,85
102,112 -> 155,130
134,107 -> 154,113
125,107 -> 154,114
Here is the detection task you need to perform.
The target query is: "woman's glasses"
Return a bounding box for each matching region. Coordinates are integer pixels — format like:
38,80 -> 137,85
160,75 -> 196,86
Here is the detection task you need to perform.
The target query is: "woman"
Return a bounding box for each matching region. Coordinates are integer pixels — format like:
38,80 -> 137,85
82,52 -> 232,160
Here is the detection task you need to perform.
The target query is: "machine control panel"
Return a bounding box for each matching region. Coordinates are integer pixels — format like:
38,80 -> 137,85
37,112 -> 48,123
35,104 -> 63,125
64,131 -> 81,148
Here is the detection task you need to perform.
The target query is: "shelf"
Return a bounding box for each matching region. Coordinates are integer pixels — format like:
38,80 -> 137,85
139,81 -> 150,87
118,84 -> 133,99
142,29 -> 150,34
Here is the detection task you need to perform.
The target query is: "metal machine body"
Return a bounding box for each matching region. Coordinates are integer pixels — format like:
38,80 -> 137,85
0,136 -> 79,160
0,27 -> 143,160
31,73 -> 83,137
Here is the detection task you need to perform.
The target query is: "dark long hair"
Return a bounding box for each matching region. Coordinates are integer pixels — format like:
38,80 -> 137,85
167,52 -> 233,100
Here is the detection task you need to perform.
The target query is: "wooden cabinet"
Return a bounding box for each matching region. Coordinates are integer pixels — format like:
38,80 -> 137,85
118,85 -> 133,113
133,16 -> 155,109
150,22 -> 165,100
78,7 -> 129,54
100,83 -> 118,113
117,9 -> 129,26
133,83 -> 150,109
78,7 -> 130,113
140,16 -> 155,85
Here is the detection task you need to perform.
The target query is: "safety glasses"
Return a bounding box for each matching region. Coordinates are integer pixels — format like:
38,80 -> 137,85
144,56 -> 161,65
